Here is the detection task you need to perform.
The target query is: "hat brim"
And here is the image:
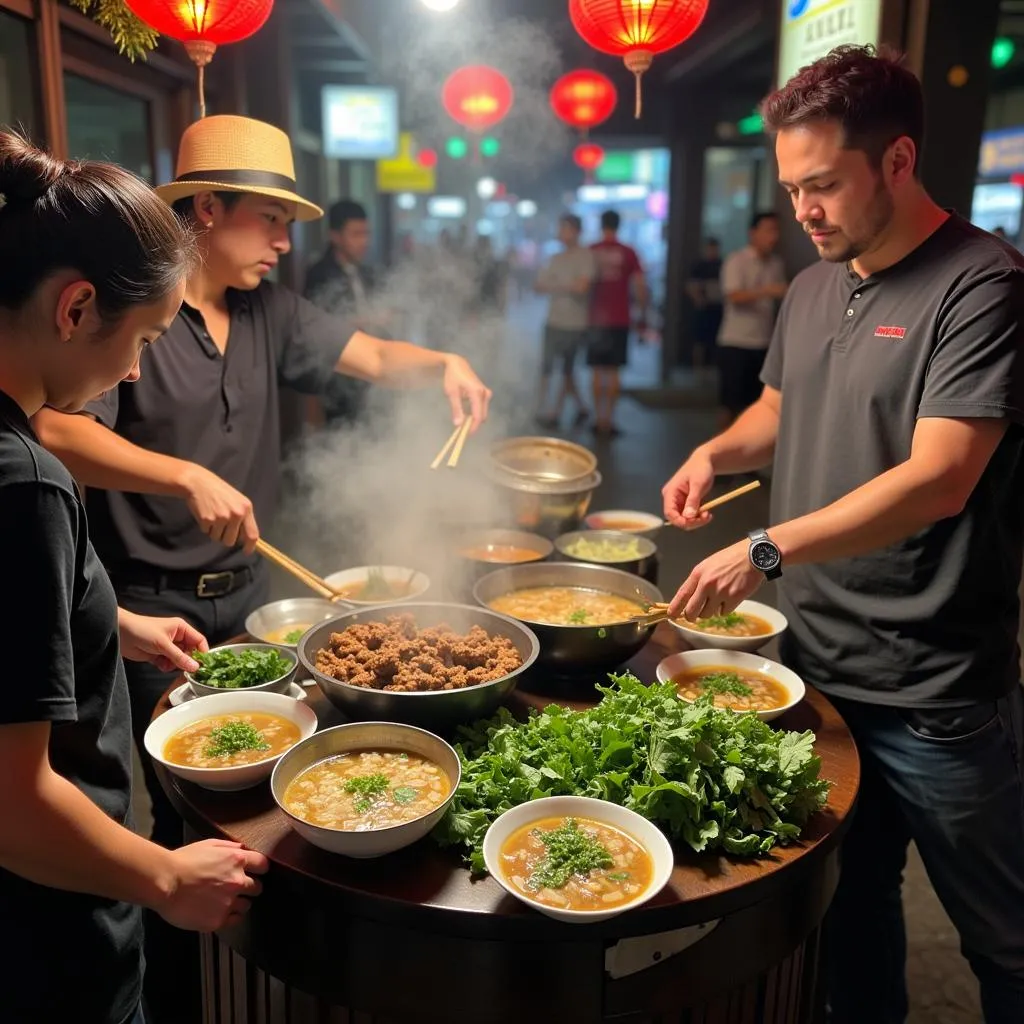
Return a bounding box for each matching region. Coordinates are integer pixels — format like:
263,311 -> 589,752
155,180 -> 324,222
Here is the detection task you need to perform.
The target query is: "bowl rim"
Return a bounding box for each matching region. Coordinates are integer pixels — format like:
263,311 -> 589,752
482,795 -> 675,918
554,529 -> 658,563
654,648 -> 807,712
297,601 -> 541,700
667,599 -> 789,639
453,528 -> 554,562
583,509 -> 663,530
270,720 -> 462,836
322,565 -> 431,605
144,689 -> 317,774
488,435 -> 598,482
244,598 -> 340,642
184,642 -> 299,692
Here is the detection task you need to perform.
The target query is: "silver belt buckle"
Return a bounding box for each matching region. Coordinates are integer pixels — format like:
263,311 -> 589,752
196,571 -> 234,598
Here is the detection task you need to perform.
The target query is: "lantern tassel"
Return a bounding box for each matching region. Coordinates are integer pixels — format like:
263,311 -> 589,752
184,40 -> 217,119
623,51 -> 654,121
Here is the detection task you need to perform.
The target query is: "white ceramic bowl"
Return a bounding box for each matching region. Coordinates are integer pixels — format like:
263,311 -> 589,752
655,648 -> 806,722
667,599 -> 788,653
185,642 -> 298,698
482,796 -> 674,923
144,690 -> 318,792
270,721 -> 461,858
583,509 -> 663,541
324,565 -> 430,606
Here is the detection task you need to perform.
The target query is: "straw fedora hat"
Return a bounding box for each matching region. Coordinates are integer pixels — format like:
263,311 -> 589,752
156,115 -> 323,222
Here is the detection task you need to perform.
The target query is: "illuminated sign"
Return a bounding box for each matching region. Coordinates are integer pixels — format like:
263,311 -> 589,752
777,0 -> 882,88
322,86 -> 399,160
376,133 -> 436,194
979,128 -> 1024,177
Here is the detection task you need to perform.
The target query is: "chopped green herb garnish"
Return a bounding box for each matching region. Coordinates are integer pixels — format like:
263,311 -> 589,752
191,647 -> 291,689
283,629 -> 305,645
202,721 -> 270,759
607,872 -> 631,881
393,786 -> 418,804
696,672 -> 753,697
345,773 -> 389,814
697,612 -> 746,629
597,627 -> 608,639
568,609 -> 590,624
528,819 -> 613,890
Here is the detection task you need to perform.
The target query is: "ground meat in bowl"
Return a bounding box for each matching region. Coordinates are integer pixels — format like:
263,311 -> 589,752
314,614 -> 524,692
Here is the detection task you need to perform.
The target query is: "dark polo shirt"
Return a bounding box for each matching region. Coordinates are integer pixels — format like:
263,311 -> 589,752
84,280 -> 352,574
762,215 -> 1024,707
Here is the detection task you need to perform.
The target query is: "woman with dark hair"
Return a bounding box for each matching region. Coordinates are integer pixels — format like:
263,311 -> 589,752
0,130 -> 268,1024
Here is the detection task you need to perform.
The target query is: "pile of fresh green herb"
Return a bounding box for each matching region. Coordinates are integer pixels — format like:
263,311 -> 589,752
696,612 -> 746,630
434,673 -> 830,872
203,721 -> 270,759
283,629 -> 305,645
345,773 -> 390,813
694,672 -> 753,698
528,819 -> 612,890
191,648 -> 292,689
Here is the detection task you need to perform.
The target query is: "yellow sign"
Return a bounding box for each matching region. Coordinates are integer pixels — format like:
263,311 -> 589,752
777,0 -> 882,88
376,133 -> 436,194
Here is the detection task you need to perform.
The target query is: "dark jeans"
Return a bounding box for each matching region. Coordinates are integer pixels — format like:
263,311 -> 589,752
825,687 -> 1024,1023
114,564 -> 269,1024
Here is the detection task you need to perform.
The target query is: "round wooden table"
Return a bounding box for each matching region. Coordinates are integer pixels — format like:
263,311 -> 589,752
155,625 -> 859,1024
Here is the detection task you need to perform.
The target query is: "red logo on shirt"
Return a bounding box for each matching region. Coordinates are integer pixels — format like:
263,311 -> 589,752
874,325 -> 906,339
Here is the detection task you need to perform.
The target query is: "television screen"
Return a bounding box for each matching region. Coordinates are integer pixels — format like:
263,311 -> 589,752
322,86 -> 399,160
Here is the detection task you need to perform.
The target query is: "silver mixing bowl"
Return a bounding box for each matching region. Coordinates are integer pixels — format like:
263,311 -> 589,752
473,562 -> 663,676
297,603 -> 540,731
245,597 -> 341,648
488,468 -> 602,539
489,436 -> 597,484
555,529 -> 658,580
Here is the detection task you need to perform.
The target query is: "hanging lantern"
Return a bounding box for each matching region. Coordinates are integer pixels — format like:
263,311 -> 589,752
125,0 -> 275,118
442,65 -> 515,134
574,142 -> 605,171
550,70 -> 618,135
569,0 -> 709,118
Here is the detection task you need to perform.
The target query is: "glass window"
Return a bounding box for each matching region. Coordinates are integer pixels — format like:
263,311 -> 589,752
64,73 -> 152,182
0,10 -> 38,137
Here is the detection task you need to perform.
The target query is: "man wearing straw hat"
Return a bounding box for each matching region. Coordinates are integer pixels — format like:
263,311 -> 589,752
35,114 -> 491,1022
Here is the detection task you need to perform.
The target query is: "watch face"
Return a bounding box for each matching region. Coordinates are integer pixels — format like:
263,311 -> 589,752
750,541 -> 781,572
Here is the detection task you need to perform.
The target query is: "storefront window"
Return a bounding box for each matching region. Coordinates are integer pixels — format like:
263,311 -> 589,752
0,10 -> 38,137
64,73 -> 152,182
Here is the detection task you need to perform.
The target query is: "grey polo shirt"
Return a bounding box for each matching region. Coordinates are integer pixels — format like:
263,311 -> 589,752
84,280 -> 353,574
718,246 -> 786,350
762,214 -> 1024,707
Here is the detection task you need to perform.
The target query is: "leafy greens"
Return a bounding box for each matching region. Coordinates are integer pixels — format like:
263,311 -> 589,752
433,673 -> 831,872
191,648 -> 292,689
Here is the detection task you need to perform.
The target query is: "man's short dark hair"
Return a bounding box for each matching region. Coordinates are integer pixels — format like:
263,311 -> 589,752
750,212 -> 778,231
560,213 -> 582,233
761,45 -> 924,173
329,198 -> 368,232
600,209 -> 620,231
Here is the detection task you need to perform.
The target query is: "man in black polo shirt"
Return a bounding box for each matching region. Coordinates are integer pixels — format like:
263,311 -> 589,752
662,48 -> 1024,1022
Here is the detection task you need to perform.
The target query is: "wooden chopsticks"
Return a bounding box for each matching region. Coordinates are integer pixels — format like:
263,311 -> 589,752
633,602 -> 671,628
254,539 -> 339,601
664,480 -> 762,525
430,418 -> 474,470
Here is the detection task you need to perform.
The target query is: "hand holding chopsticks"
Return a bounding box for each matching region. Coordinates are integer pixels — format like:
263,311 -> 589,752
666,480 -> 761,527
430,418 -> 474,470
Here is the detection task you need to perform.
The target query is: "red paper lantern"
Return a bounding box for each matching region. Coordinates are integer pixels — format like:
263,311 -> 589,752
569,0 -> 709,117
574,142 -> 605,171
417,148 -> 439,169
126,0 -> 274,116
442,65 -> 515,134
550,70 -> 618,134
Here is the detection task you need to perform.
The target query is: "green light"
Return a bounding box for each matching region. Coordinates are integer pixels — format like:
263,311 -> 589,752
992,37 -> 1015,69
737,111 -> 764,136
446,137 -> 468,160
480,136 -> 501,158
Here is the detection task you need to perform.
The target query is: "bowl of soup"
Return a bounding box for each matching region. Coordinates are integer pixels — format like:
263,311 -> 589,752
144,690 -> 318,791
185,642 -> 299,698
473,562 -> 663,676
668,599 -> 788,653
584,510 -> 663,541
656,649 -> 805,722
555,529 -> 657,580
271,721 -> 461,857
482,796 -> 674,923
245,597 -> 340,649
324,565 -> 430,606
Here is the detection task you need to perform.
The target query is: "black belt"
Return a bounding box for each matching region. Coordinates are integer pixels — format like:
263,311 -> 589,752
110,565 -> 255,599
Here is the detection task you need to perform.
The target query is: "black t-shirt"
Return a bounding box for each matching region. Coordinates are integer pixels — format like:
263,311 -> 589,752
761,215 -> 1024,707
0,391 -> 142,1023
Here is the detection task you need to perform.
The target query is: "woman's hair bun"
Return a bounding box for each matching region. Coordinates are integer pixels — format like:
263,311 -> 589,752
0,130 -> 66,203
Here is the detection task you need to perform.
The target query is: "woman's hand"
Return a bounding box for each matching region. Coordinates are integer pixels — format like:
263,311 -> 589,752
118,609 -> 208,674
443,354 -> 492,431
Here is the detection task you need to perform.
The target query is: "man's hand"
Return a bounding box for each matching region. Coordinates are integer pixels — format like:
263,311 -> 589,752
118,610 -> 207,674
443,354 -> 492,431
178,465 -> 259,553
156,839 -> 270,932
662,450 -> 716,530
668,540 -> 762,621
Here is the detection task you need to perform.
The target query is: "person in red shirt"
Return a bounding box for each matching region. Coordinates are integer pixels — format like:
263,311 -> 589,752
588,209 -> 649,436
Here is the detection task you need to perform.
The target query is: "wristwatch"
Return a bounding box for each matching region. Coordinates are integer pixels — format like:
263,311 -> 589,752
748,528 -> 783,581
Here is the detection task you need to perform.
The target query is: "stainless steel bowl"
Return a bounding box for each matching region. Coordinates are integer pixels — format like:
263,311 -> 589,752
488,468 -> 602,539
185,642 -> 299,699
245,598 -> 340,648
555,529 -> 658,579
472,562 -> 663,676
445,529 -> 554,602
297,603 -> 540,731
270,721 -> 461,858
489,436 -> 597,485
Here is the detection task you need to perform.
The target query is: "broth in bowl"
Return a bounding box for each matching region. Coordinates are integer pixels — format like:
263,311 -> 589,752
164,712 -> 301,769
673,665 -> 790,713
264,623 -> 313,645
489,586 -> 645,627
459,544 -> 544,565
679,611 -> 774,639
